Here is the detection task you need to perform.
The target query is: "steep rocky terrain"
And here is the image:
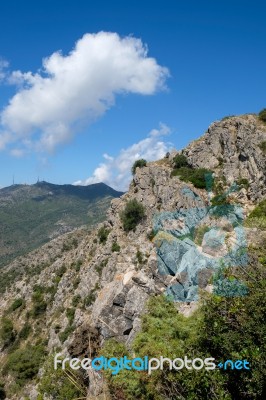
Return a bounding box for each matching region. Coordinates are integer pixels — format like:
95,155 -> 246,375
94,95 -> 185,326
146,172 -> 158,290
0,114 -> 265,399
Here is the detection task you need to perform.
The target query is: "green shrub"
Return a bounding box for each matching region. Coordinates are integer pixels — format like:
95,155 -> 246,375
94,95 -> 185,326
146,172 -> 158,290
258,108 -> 266,122
120,199 -> 145,232
171,166 -> 213,189
111,241 -> 121,252
259,141 -> 266,154
9,298 -> 25,312
72,295 -> 81,308
66,308 -> 75,325
38,355 -> 85,400
236,178 -> 249,189
131,159 -> 147,175
59,325 -> 75,343
56,265 -> 67,278
136,250 -> 144,264
0,318 -> 16,346
3,342 -> 47,386
147,229 -> 157,241
173,153 -> 189,169
73,259 -> 82,272
245,199 -> 266,229
83,292 -> 96,307
211,193 -> 230,206
73,277 -> 80,289
97,226 -> 111,244
18,323 -> 31,340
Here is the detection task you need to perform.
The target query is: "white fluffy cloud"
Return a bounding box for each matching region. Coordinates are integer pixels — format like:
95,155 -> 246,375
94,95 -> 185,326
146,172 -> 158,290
73,123 -> 172,191
0,32 -> 169,153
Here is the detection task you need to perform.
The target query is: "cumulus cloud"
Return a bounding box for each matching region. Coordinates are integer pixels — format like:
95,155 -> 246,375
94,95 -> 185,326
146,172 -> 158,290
0,32 -> 169,153
73,123 -> 172,191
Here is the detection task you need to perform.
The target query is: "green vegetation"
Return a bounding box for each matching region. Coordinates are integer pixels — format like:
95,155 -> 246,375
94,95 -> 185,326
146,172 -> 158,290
120,199 -> 145,232
173,153 -> 189,169
245,199 -> 266,229
3,342 -> 47,387
236,178 -> 249,189
83,292 -> 96,307
258,108 -> 266,122
111,241 -> 121,252
0,318 -> 16,347
83,283 -> 99,307
95,258 -> 108,276
0,181 -> 123,268
18,323 -> 31,340
147,229 -> 157,241
193,224 -> 210,245
72,294 -> 81,307
31,286 -> 47,318
136,249 -> 144,264
9,298 -> 25,312
171,166 -> 213,189
259,141 -> 266,154
97,226 -> 111,244
103,246 -> 266,399
59,325 -> 75,343
171,156 -> 212,189
38,355 -> 86,400
211,193 -> 230,206
132,159 -> 147,175
66,308 -> 75,325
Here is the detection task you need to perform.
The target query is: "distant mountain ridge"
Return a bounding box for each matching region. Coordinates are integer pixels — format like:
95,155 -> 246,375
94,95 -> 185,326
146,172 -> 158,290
0,181 -> 123,267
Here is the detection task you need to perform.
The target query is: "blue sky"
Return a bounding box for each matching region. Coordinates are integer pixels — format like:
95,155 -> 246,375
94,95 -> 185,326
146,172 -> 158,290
0,0 -> 265,190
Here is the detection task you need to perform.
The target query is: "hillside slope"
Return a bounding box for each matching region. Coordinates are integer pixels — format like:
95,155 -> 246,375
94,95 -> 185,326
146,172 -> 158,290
0,114 -> 265,400
0,181 -> 123,267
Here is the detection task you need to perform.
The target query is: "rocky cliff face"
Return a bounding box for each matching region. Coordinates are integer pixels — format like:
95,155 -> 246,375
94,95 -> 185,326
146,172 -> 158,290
0,114 -> 265,399
182,114 -> 266,201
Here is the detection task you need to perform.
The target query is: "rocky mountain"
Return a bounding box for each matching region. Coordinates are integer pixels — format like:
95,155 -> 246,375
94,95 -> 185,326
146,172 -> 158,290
0,113 -> 265,400
0,181 -> 123,267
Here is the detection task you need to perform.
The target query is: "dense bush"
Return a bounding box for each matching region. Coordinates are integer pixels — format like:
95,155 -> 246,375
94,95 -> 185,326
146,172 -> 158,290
111,241 -> 121,252
120,199 -> 145,232
131,159 -> 147,175
0,318 -> 16,346
9,298 -> 25,312
3,342 -> 47,386
173,153 -> 189,169
258,108 -> 266,122
97,226 -> 111,244
18,323 -> 31,340
171,166 -> 213,189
